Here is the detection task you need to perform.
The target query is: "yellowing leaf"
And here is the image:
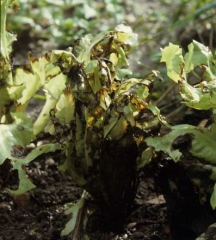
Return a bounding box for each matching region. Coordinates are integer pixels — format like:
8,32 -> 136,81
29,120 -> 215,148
88,65 -> 101,94
108,116 -> 128,140
115,24 -> 138,50
161,43 -> 185,82
33,92 -> 57,136
55,86 -> 75,124
110,53 -> 118,66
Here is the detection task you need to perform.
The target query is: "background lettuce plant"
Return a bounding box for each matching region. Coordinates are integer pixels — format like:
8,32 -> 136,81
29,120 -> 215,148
146,40 -> 216,239
6,0 -> 133,48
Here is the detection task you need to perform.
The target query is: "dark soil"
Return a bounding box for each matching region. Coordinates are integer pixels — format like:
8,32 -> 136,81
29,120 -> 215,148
0,156 -> 171,240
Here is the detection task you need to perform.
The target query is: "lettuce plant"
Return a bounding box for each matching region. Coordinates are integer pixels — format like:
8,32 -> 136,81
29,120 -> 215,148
1,0 -> 163,237
2,0 -> 216,238
146,40 -> 216,239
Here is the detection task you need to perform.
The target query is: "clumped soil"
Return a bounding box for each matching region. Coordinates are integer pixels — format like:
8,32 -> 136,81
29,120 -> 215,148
0,156 -> 171,240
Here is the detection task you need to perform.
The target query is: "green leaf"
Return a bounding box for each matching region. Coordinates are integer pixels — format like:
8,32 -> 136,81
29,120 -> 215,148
12,143 -> 62,166
146,127 -> 182,162
184,40 -> 213,73
179,81 -> 201,103
146,123 -> 216,164
77,32 -> 108,64
61,194 -> 86,237
14,67 -> 42,106
33,65 -> 67,135
112,41 -> 129,68
0,113 -> 33,164
161,41 -> 216,110
9,167 -> 36,195
180,78 -> 216,110
10,143 -> 62,194
0,85 -> 14,120
44,73 -> 67,99
210,183 -> 216,210
138,147 -> 154,169
103,113 -> 119,138
59,142 -> 87,186
0,0 -> 19,60
12,52 -> 66,108
161,43 -> 185,82
0,113 -> 62,195
148,101 -> 169,126
88,63 -> 101,94
116,68 -> 132,79
0,0 -> 18,84
85,60 -> 98,74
